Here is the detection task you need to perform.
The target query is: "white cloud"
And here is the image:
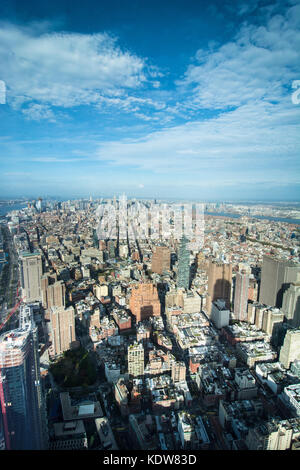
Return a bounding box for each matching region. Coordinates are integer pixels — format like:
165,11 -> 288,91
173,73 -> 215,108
177,2 -> 300,110
93,98 -> 300,185
22,103 -> 57,121
0,22 -> 152,114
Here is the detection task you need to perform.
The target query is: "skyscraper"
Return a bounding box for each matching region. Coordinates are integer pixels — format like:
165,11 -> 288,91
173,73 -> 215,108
151,246 -> 170,275
0,304 -> 48,449
282,280 -> 300,328
49,306 -> 76,357
207,260 -> 232,314
259,255 -> 300,308
41,272 -> 58,309
234,270 -> 250,321
20,251 -> 43,303
177,236 -> 190,290
279,329 -> 300,369
46,281 -> 66,309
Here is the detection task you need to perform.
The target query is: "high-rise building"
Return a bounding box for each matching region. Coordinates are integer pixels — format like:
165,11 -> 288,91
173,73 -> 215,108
41,275 -> 66,310
36,197 -> 42,213
282,280 -> 300,328
259,256 -> 300,308
49,306 -> 76,357
279,329 -> 300,369
248,277 -> 259,302
211,299 -> 230,329
151,246 -> 170,275
234,270 -> 250,321
128,343 -> 144,377
177,236 -> 190,290
47,281 -> 66,309
41,275 -> 49,308
107,240 -> 115,258
129,283 -> 161,323
41,273 -> 58,308
19,251 -> 43,303
0,305 -> 48,449
207,260 -> 232,314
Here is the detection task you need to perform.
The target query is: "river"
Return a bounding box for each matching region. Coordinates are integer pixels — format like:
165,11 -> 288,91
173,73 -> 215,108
0,203 -> 27,218
204,212 -> 300,225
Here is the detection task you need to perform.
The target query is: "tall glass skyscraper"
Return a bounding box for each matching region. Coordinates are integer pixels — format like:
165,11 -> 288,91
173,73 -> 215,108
177,236 -> 190,290
0,305 -> 48,450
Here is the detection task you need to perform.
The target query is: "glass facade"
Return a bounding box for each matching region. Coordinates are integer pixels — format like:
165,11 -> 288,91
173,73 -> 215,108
0,310 -> 48,449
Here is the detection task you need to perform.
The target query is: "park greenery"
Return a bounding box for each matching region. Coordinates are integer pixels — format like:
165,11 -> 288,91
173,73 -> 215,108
49,347 -> 97,388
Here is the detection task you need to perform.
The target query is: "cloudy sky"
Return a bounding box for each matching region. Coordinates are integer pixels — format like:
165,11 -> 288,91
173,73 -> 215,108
0,0 -> 299,200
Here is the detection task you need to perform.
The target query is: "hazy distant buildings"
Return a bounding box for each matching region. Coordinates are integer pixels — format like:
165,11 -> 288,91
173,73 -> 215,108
259,256 -> 300,308
20,251 -> 43,302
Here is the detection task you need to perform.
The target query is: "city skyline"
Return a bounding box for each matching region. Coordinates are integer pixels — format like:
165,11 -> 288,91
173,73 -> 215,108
0,0 -> 300,200
1,186 -> 300,451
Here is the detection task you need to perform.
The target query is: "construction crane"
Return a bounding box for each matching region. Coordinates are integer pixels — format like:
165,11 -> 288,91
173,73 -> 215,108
0,285 -> 23,332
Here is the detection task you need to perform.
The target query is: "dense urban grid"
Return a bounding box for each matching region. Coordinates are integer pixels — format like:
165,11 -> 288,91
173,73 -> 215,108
0,197 -> 300,451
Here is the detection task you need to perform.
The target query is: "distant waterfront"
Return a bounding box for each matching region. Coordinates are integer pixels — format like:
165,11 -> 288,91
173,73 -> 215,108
0,203 -> 27,217
0,204 -> 299,225
204,212 -> 300,225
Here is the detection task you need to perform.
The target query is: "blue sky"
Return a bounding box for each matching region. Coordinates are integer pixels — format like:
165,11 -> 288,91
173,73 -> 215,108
0,0 -> 299,200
